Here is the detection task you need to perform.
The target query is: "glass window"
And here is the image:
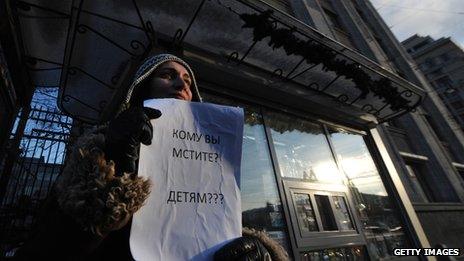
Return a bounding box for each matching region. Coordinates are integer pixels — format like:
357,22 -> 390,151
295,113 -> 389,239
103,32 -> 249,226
440,53 -> 450,62
289,188 -> 356,236
423,114 -> 449,144
241,109 -> 292,251
387,129 -> 414,153
314,194 -> 338,231
458,168 -> 464,181
267,111 -> 344,184
293,193 -> 318,233
435,76 -> 453,89
404,163 -> 434,202
450,100 -> 464,110
419,62 -> 429,71
322,8 -> 356,49
323,8 -> 343,29
329,129 -> 412,259
262,0 -> 294,15
425,57 -> 436,68
201,93 -> 291,252
427,68 -> 443,79
412,41 -> 429,52
301,246 -> 366,261
332,196 -> 354,231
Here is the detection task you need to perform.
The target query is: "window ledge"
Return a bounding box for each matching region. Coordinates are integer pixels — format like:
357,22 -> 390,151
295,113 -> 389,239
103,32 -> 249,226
452,162 -> 464,169
412,202 -> 464,212
399,151 -> 429,162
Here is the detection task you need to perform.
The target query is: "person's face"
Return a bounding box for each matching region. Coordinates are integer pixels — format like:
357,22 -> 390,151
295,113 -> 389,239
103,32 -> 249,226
140,61 -> 193,101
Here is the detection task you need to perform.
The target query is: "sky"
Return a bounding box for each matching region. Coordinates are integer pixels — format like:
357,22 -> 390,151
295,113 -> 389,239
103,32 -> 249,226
370,0 -> 464,47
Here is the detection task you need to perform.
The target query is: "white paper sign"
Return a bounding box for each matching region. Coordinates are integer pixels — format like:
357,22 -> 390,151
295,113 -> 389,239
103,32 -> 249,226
130,99 -> 244,261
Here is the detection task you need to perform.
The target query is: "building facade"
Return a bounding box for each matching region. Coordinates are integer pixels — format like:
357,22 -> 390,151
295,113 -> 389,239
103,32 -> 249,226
403,35 -> 464,132
264,0 -> 464,255
341,3 -> 464,251
1,0 -> 464,260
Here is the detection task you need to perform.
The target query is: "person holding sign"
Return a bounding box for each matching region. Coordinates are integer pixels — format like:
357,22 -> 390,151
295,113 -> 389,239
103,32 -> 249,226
14,54 -> 288,261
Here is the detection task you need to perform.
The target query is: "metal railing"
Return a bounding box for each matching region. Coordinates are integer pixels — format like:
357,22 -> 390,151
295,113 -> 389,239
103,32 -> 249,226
0,105 -> 72,256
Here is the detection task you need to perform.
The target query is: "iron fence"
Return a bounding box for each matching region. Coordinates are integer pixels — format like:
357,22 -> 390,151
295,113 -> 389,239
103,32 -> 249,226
0,105 -> 72,256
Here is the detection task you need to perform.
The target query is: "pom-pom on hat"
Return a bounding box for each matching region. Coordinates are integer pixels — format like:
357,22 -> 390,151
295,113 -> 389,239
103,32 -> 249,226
123,53 -> 202,107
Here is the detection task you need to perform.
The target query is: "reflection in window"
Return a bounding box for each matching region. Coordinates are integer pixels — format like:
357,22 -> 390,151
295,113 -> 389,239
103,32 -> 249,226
332,196 -> 354,231
267,111 -> 343,184
329,129 -> 411,259
240,108 -> 291,252
293,193 -> 318,233
202,93 -> 292,254
301,246 -> 366,261
314,195 -> 337,231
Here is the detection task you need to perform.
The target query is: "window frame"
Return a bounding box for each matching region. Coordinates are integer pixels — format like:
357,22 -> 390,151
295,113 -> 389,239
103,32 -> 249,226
200,88 -> 422,258
283,180 -> 365,248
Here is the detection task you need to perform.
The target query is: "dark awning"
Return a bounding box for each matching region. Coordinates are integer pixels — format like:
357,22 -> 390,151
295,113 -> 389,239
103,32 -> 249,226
9,0 -> 425,124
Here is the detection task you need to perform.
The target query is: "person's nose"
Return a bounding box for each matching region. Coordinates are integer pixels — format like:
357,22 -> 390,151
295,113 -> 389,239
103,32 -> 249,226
173,75 -> 189,91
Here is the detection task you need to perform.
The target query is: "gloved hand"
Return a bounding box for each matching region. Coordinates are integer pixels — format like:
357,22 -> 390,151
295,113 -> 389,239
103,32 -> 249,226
105,106 -> 161,176
214,236 -> 272,261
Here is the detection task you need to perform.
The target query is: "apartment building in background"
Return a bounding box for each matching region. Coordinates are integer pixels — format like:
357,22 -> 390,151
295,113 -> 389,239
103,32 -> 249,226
403,35 -> 464,131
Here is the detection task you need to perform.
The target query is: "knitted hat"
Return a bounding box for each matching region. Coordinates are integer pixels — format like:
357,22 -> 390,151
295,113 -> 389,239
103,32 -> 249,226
123,54 -> 202,106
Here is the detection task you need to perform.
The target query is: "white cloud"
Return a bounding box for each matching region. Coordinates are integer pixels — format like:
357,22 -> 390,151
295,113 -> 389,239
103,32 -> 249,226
370,0 -> 464,47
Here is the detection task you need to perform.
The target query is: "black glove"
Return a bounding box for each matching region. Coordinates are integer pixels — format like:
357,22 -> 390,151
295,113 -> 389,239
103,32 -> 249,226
105,106 -> 162,176
214,236 -> 272,261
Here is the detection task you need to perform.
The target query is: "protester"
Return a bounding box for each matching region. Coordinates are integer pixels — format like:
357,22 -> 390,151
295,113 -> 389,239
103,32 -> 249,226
14,54 -> 288,261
